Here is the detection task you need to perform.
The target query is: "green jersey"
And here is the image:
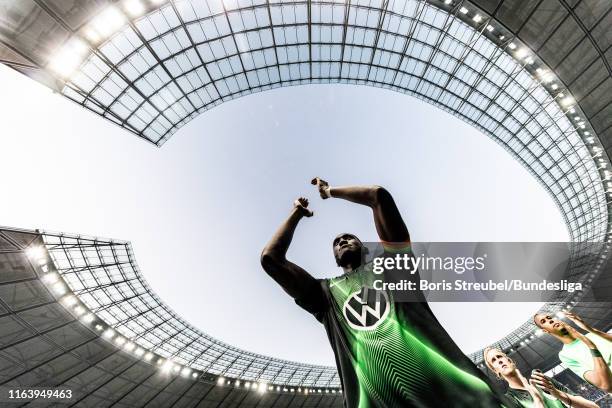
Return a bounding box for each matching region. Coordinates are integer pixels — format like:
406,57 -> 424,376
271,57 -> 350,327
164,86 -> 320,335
505,379 -> 573,408
559,332 -> 612,381
296,263 -> 513,407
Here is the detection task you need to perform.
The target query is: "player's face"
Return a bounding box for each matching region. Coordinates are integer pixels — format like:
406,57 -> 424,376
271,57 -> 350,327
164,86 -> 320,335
333,233 -> 363,267
485,349 -> 515,377
534,313 -> 569,336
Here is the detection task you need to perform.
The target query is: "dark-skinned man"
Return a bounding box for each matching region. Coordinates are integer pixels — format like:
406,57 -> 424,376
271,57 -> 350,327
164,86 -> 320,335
534,312 -> 611,393
261,178 -> 516,407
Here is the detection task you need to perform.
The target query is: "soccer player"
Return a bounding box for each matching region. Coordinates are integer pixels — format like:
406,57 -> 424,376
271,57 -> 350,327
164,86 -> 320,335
261,178 -> 514,407
533,312 -> 611,393
483,347 -> 597,408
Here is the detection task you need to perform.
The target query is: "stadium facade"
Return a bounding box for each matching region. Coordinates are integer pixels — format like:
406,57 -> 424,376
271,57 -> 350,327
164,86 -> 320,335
1,0 -> 611,405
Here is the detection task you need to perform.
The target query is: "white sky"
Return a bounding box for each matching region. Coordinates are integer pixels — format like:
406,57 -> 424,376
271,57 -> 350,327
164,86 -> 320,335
0,64 -> 569,366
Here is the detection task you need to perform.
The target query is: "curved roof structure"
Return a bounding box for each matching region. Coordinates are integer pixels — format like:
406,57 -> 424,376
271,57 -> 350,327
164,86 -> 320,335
1,0 -> 612,400
39,231 -> 339,388
1,0 -> 609,242
0,227 -> 343,406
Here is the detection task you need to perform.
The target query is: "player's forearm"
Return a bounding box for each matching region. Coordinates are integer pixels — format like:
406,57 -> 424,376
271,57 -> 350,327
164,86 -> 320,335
558,392 -> 598,408
591,357 -> 612,392
261,208 -> 303,262
589,328 -> 612,342
329,185 -> 383,207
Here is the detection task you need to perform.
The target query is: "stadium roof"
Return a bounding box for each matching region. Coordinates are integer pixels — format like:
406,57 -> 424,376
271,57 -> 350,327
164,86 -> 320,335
1,0 -> 610,241
1,0 -> 612,397
0,227 -> 344,406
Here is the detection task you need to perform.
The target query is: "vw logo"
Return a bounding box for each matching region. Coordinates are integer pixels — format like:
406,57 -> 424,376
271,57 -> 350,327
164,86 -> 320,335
342,287 -> 390,331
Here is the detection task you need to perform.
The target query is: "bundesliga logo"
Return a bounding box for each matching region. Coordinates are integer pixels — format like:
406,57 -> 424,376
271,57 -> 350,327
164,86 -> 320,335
342,287 -> 390,331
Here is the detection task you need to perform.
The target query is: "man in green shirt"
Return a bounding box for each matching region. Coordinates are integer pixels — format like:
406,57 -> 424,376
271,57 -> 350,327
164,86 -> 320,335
261,178 -> 515,407
534,312 -> 611,393
483,347 -> 597,408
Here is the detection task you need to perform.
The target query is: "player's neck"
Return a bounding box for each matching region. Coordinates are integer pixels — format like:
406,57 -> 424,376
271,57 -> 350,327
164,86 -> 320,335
342,265 -> 354,274
505,371 -> 525,390
341,261 -> 362,274
558,332 -> 578,344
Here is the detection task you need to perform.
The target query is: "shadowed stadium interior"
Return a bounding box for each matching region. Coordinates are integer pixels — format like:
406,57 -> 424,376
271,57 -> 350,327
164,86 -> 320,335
1,0 -> 611,406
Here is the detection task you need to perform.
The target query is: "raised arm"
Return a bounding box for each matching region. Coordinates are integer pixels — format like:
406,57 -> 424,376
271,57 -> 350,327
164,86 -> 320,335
260,198 -> 320,301
530,372 -> 598,408
565,312 -> 612,342
312,178 -> 410,243
564,323 -> 612,392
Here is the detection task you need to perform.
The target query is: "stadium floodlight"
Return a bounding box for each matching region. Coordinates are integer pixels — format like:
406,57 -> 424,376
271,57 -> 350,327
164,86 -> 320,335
73,306 -> 86,316
514,48 -> 528,59
561,96 -> 574,106
89,7 -> 126,40
192,372 -> 198,379
144,352 -> 154,361
257,383 -> 267,393
160,360 -> 176,373
84,28 -> 100,43
217,377 -> 224,385
472,14 -> 482,23
42,272 -> 59,284
124,342 -> 135,352
540,72 -> 555,83
134,347 -> 145,357
26,246 -> 45,260
51,282 -> 67,295
584,131 -> 590,136
115,336 -> 126,346
82,313 -> 95,323
103,329 -> 115,339
124,0 -> 145,17
459,7 -> 468,14
48,37 -> 89,78
444,0 -> 452,4
508,42 -> 517,50
486,24 -> 494,32
551,84 -> 558,90
61,295 -> 77,306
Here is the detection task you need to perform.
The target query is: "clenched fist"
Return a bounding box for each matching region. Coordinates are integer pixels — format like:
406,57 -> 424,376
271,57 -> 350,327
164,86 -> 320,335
294,197 -> 314,217
311,177 -> 331,199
